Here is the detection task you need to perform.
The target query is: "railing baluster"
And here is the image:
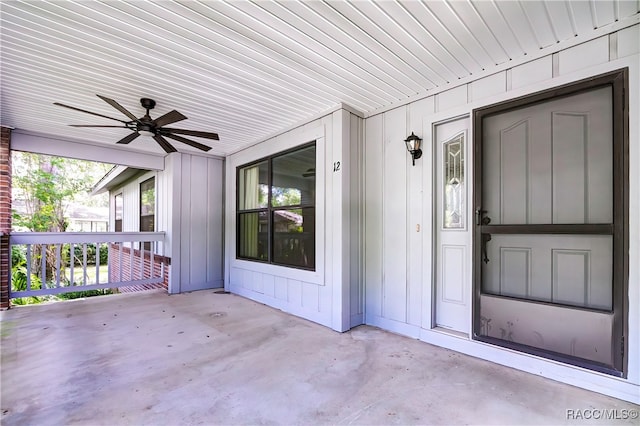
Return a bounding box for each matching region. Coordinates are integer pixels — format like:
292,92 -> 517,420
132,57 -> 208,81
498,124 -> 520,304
150,244 -> 155,280
118,242 -> 123,283
82,243 -> 88,286
107,243 -> 111,285
41,244 -> 47,290
26,244 -> 32,291
129,241 -> 134,281
139,241 -> 144,280
56,244 -> 61,287
70,243 -> 74,287
96,243 -> 100,284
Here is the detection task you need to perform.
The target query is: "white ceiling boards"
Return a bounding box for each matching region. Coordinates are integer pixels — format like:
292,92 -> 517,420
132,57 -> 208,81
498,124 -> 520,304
1,1 -> 638,157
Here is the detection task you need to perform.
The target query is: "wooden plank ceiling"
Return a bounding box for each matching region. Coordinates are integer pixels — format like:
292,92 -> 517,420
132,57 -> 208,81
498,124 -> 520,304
1,1 -> 638,157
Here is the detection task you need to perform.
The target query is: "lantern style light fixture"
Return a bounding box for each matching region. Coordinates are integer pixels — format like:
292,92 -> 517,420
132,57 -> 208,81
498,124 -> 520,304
404,132 -> 422,166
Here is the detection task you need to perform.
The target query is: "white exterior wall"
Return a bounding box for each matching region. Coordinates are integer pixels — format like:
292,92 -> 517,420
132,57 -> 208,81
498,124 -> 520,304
173,153 -> 224,293
109,170 -> 155,234
224,108 -> 364,332
110,152 -> 224,294
363,26 -> 639,403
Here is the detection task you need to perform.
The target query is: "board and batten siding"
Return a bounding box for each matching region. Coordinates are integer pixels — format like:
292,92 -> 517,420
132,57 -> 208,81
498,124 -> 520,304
224,108 -> 364,332
364,25 -> 639,404
110,152 -> 224,294
110,170 -> 154,235
173,153 -> 224,293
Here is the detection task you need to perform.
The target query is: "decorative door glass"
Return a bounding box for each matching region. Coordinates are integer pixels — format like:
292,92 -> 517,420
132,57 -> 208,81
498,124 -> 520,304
443,133 -> 465,229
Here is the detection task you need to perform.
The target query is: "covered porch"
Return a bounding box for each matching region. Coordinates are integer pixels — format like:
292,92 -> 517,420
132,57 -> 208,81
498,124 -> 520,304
1,0 -> 639,407
1,290 -> 637,425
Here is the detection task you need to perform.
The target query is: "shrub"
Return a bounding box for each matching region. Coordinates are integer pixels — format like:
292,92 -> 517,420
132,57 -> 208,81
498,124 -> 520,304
63,243 -> 109,266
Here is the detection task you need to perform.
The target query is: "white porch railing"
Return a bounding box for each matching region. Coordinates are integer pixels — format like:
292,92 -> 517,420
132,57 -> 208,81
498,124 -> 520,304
9,232 -> 166,298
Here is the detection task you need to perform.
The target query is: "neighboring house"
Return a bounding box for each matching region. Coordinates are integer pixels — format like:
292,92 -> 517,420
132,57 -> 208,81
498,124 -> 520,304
11,199 -> 108,232
64,205 -> 108,232
1,1 -> 639,406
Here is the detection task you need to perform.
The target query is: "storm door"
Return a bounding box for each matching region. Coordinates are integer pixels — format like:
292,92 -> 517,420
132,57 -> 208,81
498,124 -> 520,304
473,70 -> 628,376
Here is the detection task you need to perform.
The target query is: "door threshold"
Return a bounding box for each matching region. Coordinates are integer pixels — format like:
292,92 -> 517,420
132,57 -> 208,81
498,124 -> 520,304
432,326 -> 469,340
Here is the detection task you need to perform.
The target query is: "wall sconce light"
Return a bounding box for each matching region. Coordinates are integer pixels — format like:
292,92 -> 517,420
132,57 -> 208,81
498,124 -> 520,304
404,132 -> 422,166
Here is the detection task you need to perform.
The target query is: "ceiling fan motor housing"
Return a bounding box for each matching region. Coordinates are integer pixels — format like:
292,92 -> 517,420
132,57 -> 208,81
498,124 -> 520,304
140,98 -> 156,110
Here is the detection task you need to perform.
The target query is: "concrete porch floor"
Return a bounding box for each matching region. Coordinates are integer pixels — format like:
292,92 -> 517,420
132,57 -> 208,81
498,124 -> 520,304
1,291 -> 637,425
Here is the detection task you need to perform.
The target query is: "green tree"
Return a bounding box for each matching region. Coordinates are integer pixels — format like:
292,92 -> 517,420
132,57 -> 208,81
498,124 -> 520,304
11,152 -> 111,284
13,153 -> 110,232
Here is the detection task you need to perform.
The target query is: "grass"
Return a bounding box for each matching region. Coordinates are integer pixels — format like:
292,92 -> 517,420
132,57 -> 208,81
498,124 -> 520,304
72,264 -> 109,285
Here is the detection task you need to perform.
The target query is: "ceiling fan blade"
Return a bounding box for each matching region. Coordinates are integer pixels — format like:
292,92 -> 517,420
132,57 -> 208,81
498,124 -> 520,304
153,110 -> 187,127
162,128 -> 219,140
69,125 -> 129,128
97,95 -> 140,122
164,133 -> 212,152
54,102 -> 128,123
116,132 -> 141,145
153,134 -> 177,153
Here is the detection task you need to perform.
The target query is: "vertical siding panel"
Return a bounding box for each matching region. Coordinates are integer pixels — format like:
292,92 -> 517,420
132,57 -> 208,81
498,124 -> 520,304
350,113 -> 364,325
407,97 -> 434,326
327,111 -> 340,328
302,283 -> 319,312
240,268 -> 249,289
364,114 -> 384,319
330,110 -> 346,330
436,85 -> 468,113
180,155 -> 192,287
318,115 -> 333,319
558,36 -> 609,75
274,276 -> 287,301
189,155 -> 208,287
288,279 -> 303,306
421,105 -> 436,330
229,267 -> 239,287
209,158 -> 224,287
263,274 -> 275,297
511,57 -> 553,90
617,25 -> 640,58
252,271 -> 263,294
123,180 -> 139,232
469,72 -> 507,102
383,106 -> 408,322
169,154 -> 182,293
206,158 -> 215,284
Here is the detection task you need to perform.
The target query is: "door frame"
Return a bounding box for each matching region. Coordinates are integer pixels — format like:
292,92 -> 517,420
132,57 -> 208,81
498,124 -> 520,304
471,68 -> 629,376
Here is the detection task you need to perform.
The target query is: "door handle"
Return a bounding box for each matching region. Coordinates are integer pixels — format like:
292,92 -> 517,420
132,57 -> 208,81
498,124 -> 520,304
481,233 -> 492,264
475,209 -> 491,226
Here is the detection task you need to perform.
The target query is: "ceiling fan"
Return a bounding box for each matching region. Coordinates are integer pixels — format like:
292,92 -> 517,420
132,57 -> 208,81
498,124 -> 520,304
54,95 -> 219,153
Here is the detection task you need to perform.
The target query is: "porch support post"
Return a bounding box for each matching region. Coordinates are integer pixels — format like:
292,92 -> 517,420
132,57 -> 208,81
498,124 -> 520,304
0,127 -> 12,310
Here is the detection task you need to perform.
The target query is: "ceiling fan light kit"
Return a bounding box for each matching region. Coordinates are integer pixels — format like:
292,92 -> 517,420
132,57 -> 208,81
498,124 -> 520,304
54,95 -> 219,153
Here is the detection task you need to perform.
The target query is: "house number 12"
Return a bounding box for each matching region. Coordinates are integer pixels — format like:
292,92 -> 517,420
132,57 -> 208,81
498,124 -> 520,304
333,161 -> 341,172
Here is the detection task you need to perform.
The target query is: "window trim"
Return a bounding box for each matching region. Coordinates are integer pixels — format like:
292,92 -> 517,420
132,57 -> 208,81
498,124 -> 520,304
236,141 -> 317,271
114,192 -> 123,232
139,177 -> 156,251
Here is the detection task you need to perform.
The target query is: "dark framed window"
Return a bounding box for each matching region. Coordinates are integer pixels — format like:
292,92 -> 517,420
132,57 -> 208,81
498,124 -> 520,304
140,177 -> 155,251
114,193 -> 123,232
237,143 -> 316,270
